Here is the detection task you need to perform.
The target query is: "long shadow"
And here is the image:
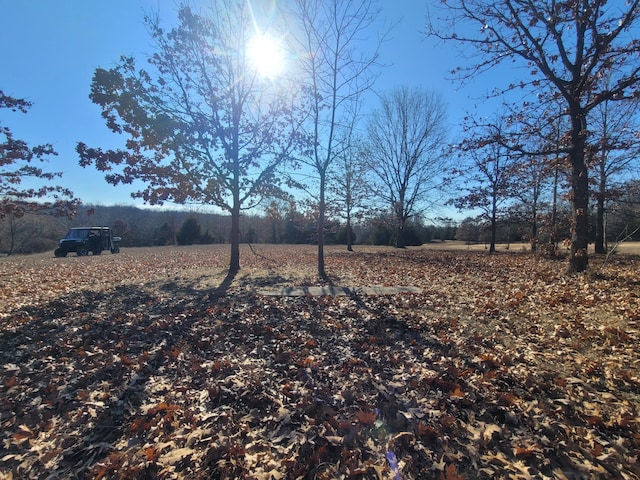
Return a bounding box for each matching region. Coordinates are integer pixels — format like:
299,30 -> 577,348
319,271 -> 335,286
234,273 -> 290,289
204,268 -> 236,301
59,269 -> 237,478
343,287 -> 447,352
0,269 -> 236,479
261,287 -> 462,479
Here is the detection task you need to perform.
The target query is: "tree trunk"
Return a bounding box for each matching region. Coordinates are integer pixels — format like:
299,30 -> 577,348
530,205 -> 538,253
568,113 -> 589,273
318,175 -> 327,280
395,223 -> 405,249
346,211 -> 353,252
594,194 -> 605,254
549,163 -> 559,255
8,216 -> 17,256
594,164 -> 606,254
489,219 -> 497,253
489,194 -> 497,253
394,202 -> 405,248
229,203 -> 241,276
229,155 -> 241,275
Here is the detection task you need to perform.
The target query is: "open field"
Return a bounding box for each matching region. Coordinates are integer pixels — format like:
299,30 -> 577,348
421,240 -> 640,255
1,244 -> 639,479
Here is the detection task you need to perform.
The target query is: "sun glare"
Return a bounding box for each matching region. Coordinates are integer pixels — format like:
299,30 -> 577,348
247,32 -> 286,79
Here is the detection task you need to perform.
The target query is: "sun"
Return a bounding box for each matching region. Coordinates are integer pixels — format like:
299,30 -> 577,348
246,32 -> 286,79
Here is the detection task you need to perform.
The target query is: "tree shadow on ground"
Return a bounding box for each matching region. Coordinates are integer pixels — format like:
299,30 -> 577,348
0,270 -> 237,478
234,273 -> 291,289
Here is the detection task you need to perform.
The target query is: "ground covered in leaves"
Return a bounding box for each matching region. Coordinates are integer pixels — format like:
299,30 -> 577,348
1,244 -> 639,479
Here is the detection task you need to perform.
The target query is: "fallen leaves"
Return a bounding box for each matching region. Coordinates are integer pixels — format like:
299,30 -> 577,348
0,245 -> 639,478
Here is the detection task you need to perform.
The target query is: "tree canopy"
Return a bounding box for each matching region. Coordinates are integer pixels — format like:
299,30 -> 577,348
427,0 -> 640,272
289,0 -> 385,278
366,86 -> 449,248
0,90 -> 77,219
77,4 -> 304,275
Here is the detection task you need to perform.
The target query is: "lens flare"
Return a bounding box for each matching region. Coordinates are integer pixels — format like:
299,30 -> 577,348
246,32 -> 286,79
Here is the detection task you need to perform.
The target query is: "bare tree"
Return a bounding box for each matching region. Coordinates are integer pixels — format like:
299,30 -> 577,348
427,0 -> 640,272
588,97 -> 639,253
452,120 -> 517,253
289,0 -> 384,279
328,132 -> 372,251
366,86 -> 448,248
500,105 -> 566,252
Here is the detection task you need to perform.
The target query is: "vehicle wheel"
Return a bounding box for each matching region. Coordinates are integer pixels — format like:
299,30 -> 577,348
77,247 -> 89,256
54,248 -> 67,258
111,247 -> 120,254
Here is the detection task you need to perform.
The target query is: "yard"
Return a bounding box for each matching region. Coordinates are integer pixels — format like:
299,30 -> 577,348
1,244 -> 639,479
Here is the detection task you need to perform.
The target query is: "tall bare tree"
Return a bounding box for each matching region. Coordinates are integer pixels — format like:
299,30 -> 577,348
512,153 -> 556,252
427,0 -> 640,272
366,86 -> 448,248
588,96 -> 639,253
452,120 -> 517,253
289,0 -> 384,279
77,4 -> 302,278
500,104 -> 567,252
328,136 -> 372,251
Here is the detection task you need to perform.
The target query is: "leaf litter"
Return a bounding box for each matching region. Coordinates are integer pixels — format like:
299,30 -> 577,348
0,245 -> 639,479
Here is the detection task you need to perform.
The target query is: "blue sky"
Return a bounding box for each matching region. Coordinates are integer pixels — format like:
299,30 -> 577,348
0,0 -> 500,212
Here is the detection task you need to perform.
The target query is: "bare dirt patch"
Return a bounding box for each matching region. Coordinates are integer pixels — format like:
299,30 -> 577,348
1,245 -> 639,479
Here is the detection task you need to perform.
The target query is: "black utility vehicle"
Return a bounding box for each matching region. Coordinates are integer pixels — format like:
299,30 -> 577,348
54,227 -> 121,257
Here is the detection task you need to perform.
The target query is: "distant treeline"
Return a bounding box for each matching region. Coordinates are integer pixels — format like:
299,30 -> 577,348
0,204 -> 458,255
1,198 -> 638,255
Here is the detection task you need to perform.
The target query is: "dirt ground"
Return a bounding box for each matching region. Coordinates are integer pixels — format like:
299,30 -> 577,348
1,244 -> 639,479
